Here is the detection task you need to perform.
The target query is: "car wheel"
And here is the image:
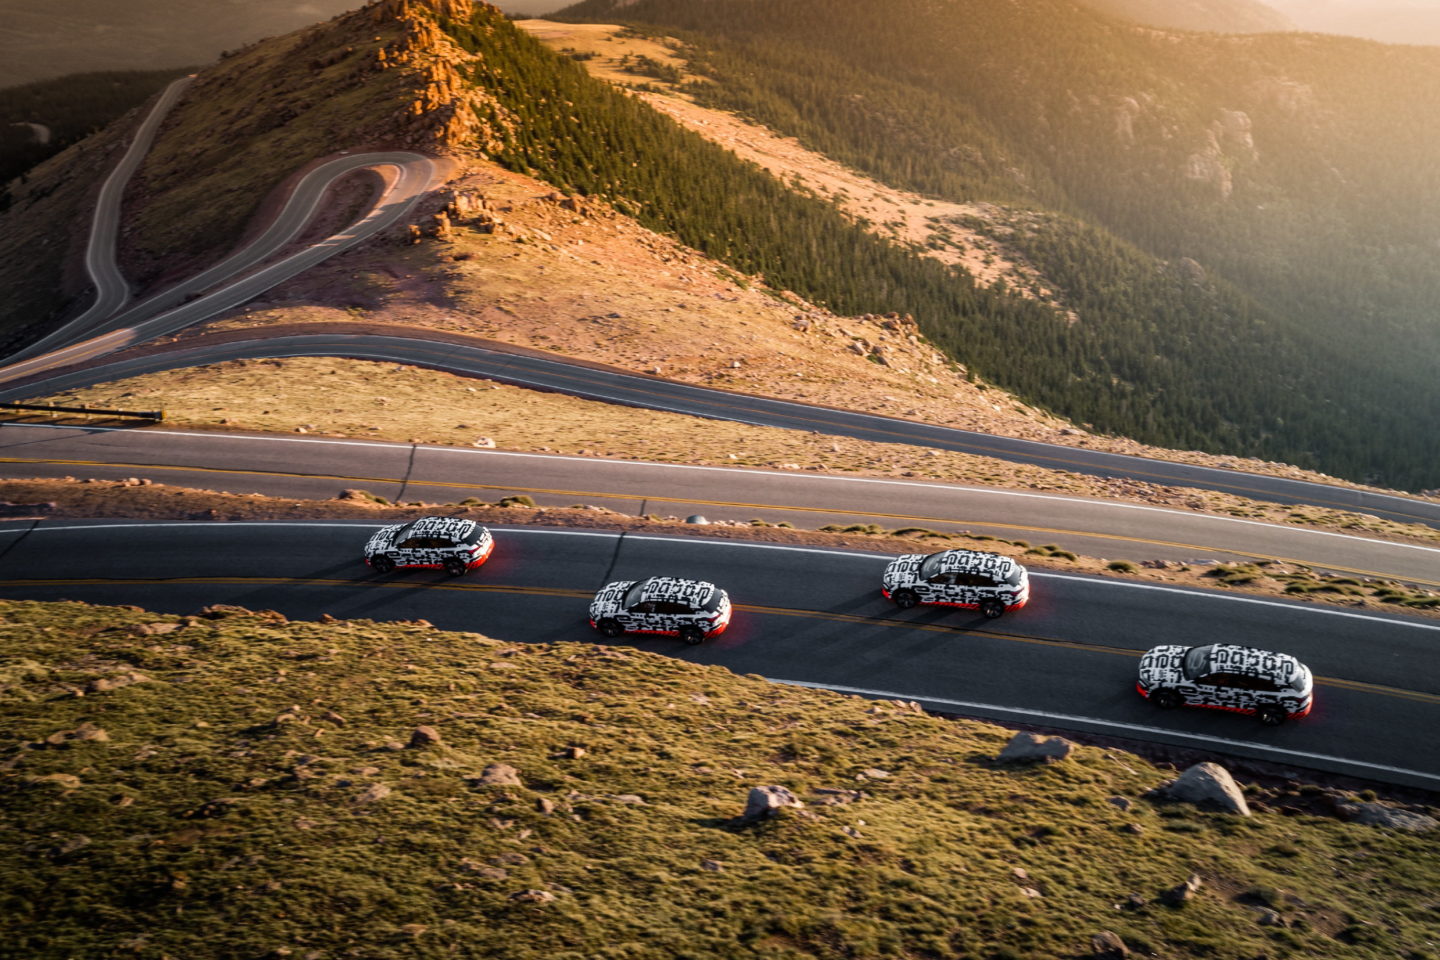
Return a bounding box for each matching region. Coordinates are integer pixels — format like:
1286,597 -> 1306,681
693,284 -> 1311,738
1151,689 -> 1183,710
596,618 -> 624,639
679,625 -> 705,645
892,589 -> 919,609
1257,705 -> 1286,726
980,599 -> 1005,619
443,558 -> 468,577
370,555 -> 395,574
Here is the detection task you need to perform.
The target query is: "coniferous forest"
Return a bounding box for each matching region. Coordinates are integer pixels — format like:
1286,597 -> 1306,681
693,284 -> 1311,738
538,0 -> 1440,490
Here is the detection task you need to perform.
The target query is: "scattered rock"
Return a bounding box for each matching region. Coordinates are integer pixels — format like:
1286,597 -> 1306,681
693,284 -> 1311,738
408,725 -> 442,748
1336,801 -> 1438,832
1107,796 -> 1133,812
1122,823 -> 1144,835
559,746 -> 586,759
1157,762 -> 1250,815
998,731 -> 1076,763
1255,908 -> 1286,926
473,763 -> 523,787
811,788 -> 865,805
129,622 -> 180,636
197,604 -> 251,619
1019,886 -> 1044,899
25,773 -> 82,791
508,889 -> 555,903
858,768 -> 891,780
473,437 -> 497,448
611,794 -> 646,805
700,859 -> 724,872
1091,930 -> 1129,958
355,783 -> 392,804
1161,874 -> 1204,907
535,797 -> 555,815
85,671 -> 149,694
41,722 -> 109,747
741,785 -> 805,822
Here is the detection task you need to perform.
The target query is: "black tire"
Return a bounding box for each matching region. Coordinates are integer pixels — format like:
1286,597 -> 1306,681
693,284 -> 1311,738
1257,705 -> 1286,726
1151,689 -> 1183,710
596,618 -> 624,639
679,625 -> 705,645
980,599 -> 1005,619
892,589 -> 919,609
370,555 -> 395,574
443,557 -> 468,577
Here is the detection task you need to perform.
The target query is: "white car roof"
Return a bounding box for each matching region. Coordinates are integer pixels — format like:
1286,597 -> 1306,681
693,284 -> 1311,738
1200,644 -> 1306,680
399,516 -> 478,540
636,577 -> 716,605
928,549 -> 1022,578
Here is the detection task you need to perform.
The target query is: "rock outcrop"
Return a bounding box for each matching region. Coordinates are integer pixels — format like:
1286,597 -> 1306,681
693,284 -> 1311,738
1154,762 -> 1250,815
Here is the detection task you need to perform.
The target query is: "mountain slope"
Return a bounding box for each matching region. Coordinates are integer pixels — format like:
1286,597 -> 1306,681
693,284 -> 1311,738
1079,0 -> 1295,33
554,0 -> 1440,490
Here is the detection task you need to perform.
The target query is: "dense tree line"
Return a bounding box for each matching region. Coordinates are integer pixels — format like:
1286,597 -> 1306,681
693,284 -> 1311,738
546,0 -> 1440,489
0,69 -> 188,188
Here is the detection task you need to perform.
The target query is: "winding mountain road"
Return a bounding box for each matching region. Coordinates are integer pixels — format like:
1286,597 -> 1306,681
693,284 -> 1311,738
3,423 -> 1440,589
1,520 -> 1435,789
6,331 -> 1439,532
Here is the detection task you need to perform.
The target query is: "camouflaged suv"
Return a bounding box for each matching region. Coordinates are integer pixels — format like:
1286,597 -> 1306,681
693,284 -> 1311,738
364,516 -> 494,577
589,576 -> 732,644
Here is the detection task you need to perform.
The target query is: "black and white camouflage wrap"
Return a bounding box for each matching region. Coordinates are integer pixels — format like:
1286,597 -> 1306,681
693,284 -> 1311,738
881,549 -> 1029,612
589,576 -> 732,639
364,516 -> 493,571
1138,643 -> 1313,720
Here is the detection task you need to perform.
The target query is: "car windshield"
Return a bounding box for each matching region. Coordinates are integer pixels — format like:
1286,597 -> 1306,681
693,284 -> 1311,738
1181,645 -> 1214,680
702,589 -> 723,612
392,519 -> 423,541
918,553 -> 947,579
1001,565 -> 1024,586
622,580 -> 652,608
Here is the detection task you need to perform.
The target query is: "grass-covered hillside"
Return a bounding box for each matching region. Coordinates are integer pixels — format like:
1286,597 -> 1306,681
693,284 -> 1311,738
2,598 -> 1437,959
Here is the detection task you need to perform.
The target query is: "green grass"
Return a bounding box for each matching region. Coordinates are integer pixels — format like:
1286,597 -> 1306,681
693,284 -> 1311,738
2,599 -> 1438,959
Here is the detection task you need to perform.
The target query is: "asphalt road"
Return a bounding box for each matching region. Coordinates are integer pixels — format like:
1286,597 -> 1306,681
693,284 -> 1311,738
0,155 -> 440,385
4,422 -> 1439,588
12,76 -> 196,359
1,520 -> 1435,789
6,332 -> 1439,532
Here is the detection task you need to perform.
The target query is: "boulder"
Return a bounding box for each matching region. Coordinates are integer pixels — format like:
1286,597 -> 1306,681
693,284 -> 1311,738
1161,874 -> 1204,907
1159,762 -> 1250,815
408,725 -> 442,748
998,732 -> 1076,763
1337,801 -> 1438,832
1091,930 -> 1129,958
474,763 -> 522,787
741,785 -> 805,822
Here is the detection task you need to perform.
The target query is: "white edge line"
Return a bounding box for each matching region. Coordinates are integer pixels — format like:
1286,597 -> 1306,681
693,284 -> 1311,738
3,421 -> 1438,557
772,677 -> 1440,787
2,520 -> 1435,630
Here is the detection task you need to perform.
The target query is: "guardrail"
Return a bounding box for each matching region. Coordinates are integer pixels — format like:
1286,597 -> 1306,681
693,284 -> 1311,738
0,401 -> 164,421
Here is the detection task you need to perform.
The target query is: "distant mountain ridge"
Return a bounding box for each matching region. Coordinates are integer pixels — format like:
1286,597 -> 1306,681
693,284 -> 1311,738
1079,0 -> 1295,33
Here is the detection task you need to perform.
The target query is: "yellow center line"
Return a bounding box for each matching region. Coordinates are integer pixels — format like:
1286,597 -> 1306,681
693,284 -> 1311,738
2,575 -> 1436,706
3,455 -> 1438,589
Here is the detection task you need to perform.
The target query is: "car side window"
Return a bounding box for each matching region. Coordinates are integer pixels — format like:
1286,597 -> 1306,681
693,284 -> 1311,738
1194,672 -> 1231,688
627,601 -> 656,614
398,537 -> 422,549
431,538 -> 453,548
926,573 -> 953,585
957,573 -> 995,588
654,601 -> 692,615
